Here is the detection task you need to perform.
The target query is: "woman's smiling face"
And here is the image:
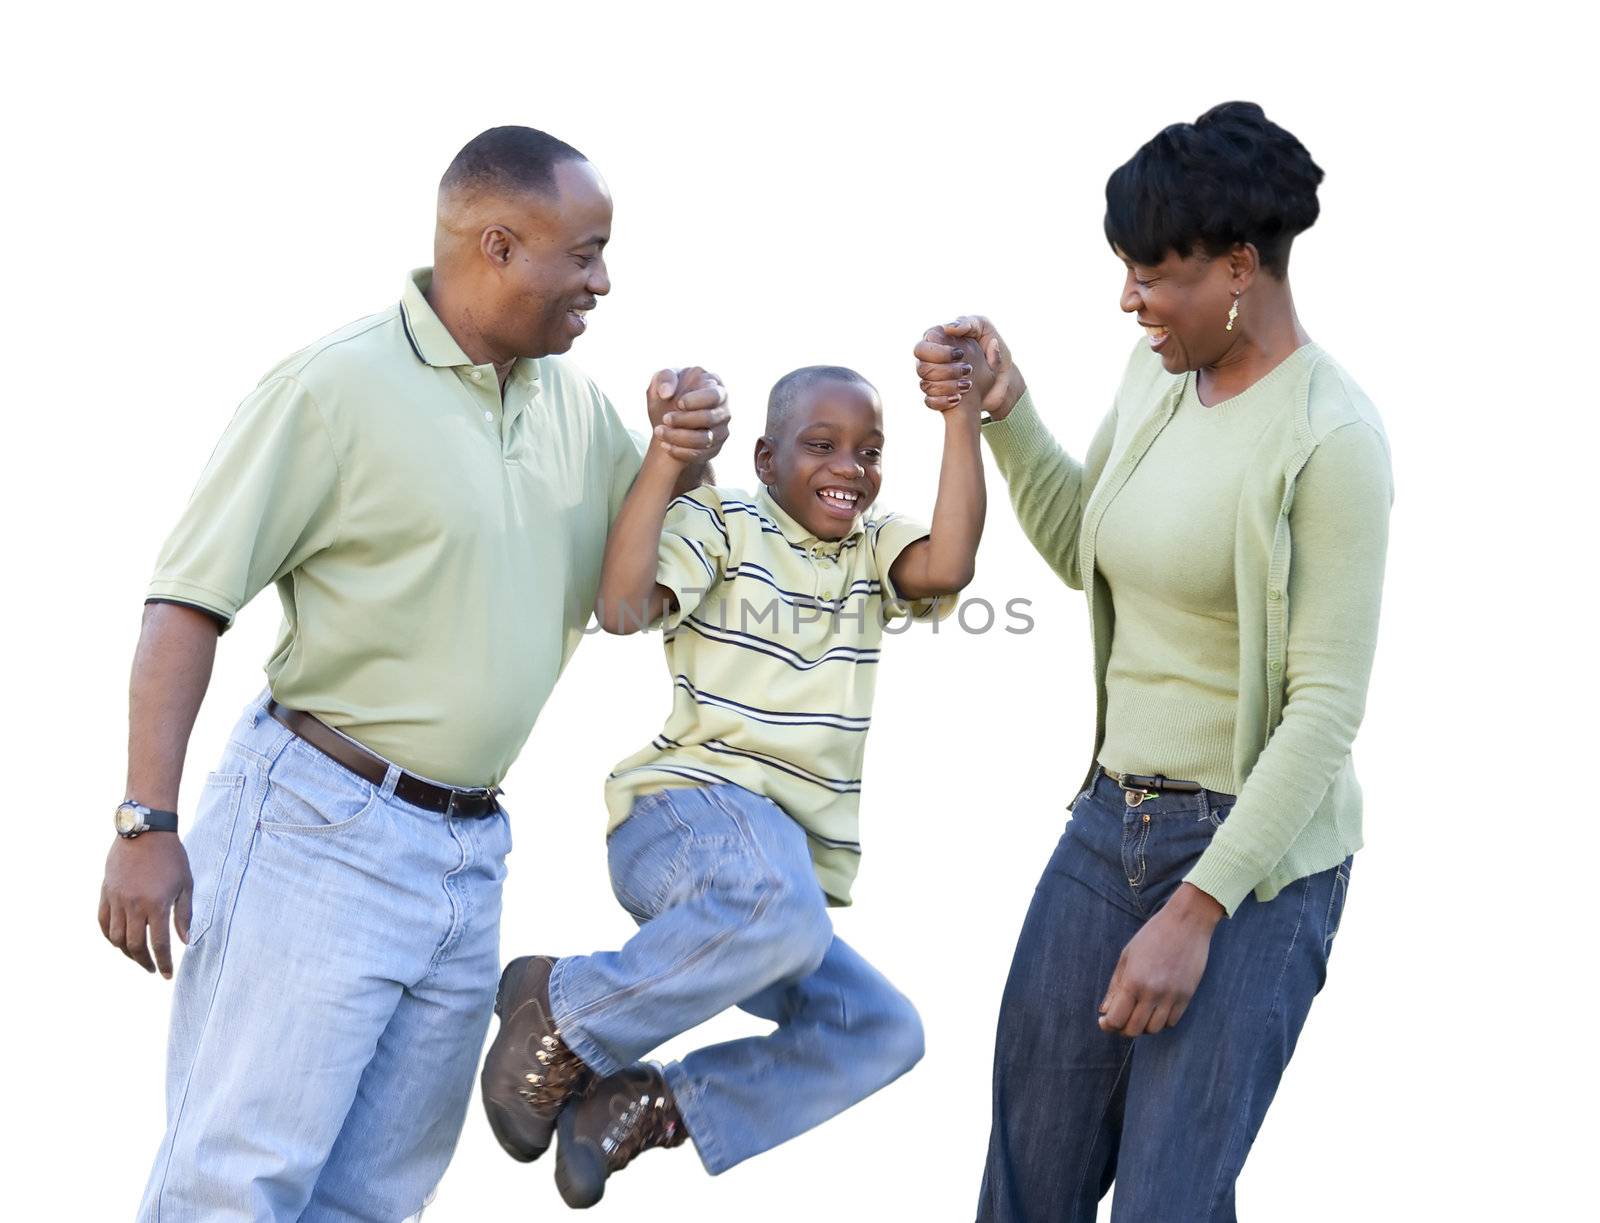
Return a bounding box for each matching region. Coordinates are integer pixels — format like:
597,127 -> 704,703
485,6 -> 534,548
1117,246 -> 1246,375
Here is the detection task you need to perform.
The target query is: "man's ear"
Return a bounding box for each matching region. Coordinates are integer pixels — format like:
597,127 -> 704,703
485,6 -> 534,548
753,436 -> 776,487
481,224 -> 514,267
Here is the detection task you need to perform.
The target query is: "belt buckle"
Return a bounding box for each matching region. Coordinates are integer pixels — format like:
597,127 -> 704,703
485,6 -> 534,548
1117,775 -> 1158,807
446,786 -> 500,819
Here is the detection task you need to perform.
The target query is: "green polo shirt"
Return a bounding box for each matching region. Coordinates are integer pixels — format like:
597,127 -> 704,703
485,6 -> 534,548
603,485 -> 953,904
148,269 -> 644,786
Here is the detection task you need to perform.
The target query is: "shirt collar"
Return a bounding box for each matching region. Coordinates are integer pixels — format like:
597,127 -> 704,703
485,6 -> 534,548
755,485 -> 863,557
398,267 -> 474,368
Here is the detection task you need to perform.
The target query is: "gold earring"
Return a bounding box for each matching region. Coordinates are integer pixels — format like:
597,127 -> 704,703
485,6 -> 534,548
1226,295 -> 1239,332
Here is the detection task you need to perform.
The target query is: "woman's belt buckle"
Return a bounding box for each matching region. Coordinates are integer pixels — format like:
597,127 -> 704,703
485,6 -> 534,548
1107,768 -> 1161,806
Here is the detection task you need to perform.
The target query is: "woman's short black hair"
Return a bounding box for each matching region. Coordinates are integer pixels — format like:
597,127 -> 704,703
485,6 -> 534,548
1104,102 -> 1324,276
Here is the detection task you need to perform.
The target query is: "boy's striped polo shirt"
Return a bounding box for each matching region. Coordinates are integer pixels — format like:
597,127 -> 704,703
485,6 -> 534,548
604,484 -> 951,903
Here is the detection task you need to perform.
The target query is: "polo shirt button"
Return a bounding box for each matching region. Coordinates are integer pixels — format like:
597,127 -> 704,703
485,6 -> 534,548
483,410 -> 494,422
470,370 -> 483,381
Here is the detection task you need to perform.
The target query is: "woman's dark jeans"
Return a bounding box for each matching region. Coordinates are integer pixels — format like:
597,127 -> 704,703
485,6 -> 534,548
977,768 -> 1351,1222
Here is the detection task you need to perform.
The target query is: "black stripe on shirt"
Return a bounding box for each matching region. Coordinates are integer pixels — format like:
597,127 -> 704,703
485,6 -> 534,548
718,501 -> 862,558
398,301 -> 426,364
680,616 -> 881,670
144,597 -> 229,633
670,495 -> 731,548
672,675 -> 872,731
805,829 -> 863,852
609,763 -> 736,789
681,536 -> 718,584
700,738 -> 862,792
723,563 -> 880,610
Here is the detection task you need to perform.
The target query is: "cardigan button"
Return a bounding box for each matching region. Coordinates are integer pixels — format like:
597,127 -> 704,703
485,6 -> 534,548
1267,588 -> 1281,601
1268,660 -> 1281,673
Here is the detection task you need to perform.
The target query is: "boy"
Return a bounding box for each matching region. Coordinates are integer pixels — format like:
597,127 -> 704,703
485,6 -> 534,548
481,363 -> 984,1207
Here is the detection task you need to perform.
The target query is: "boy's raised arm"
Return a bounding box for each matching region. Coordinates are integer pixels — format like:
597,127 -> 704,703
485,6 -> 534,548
887,397 -> 986,599
595,376 -> 714,634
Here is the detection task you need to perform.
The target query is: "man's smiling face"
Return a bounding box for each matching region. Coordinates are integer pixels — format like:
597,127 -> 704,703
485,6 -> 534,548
489,158 -> 613,358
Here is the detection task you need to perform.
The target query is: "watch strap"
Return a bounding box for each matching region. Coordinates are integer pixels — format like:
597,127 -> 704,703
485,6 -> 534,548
141,807 -> 180,833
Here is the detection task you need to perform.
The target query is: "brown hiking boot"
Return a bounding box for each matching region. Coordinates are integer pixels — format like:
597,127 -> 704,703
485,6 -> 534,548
480,956 -> 594,1162
554,1064 -> 688,1208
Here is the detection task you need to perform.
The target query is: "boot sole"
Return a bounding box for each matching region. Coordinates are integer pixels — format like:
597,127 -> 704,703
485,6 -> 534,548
480,956 -> 555,1163
553,1105 -> 607,1209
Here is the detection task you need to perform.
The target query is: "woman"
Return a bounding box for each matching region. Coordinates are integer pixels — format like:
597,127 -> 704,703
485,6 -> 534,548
915,102 -> 1392,1221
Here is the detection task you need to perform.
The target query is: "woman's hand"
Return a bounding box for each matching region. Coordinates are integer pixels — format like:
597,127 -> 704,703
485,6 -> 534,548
1098,883 -> 1225,1037
913,315 -> 1027,420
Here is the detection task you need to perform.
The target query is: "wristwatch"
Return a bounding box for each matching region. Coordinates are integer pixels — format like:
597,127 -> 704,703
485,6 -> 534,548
115,800 -> 179,839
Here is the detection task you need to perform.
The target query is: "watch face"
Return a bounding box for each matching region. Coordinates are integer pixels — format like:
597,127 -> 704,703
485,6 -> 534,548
115,804 -> 144,836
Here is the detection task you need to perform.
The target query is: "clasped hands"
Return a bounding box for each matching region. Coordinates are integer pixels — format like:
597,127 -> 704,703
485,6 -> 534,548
913,314 -> 1028,421
646,366 -> 729,466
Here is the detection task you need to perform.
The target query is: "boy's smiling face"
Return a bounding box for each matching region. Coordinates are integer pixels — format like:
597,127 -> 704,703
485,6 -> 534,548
754,376 -> 884,541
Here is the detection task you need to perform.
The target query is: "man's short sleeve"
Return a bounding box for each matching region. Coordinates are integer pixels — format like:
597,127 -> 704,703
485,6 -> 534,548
656,487 -> 733,630
146,376 -> 341,627
869,512 -> 958,622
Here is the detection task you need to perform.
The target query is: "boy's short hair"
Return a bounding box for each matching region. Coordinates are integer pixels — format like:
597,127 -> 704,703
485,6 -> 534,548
765,365 -> 877,435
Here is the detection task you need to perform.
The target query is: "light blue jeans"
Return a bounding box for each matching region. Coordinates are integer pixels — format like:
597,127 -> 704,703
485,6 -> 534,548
138,693 -> 511,1221
547,783 -> 924,1175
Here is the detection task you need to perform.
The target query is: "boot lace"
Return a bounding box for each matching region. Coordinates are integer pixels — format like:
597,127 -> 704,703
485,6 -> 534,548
600,1090 -> 687,1171
516,1030 -> 591,1114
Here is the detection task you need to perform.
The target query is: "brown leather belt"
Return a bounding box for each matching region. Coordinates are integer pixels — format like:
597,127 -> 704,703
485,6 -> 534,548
1101,767 -> 1204,795
267,699 -> 502,818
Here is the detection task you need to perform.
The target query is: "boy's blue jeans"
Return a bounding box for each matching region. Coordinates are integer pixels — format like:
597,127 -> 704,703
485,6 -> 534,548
138,694 -> 511,1221
978,767 -> 1351,1222
547,783 -> 924,1174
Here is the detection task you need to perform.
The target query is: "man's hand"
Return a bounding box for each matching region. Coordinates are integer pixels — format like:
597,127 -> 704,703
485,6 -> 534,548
914,315 -> 1027,421
1097,883 -> 1225,1037
646,367 -> 729,466
99,832 -> 193,979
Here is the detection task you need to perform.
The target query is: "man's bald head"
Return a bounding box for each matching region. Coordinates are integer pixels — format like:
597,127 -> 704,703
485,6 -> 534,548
438,126 -> 588,203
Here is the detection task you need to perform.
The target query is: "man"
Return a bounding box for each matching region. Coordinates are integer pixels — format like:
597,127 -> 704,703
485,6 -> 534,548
98,126 -> 729,1221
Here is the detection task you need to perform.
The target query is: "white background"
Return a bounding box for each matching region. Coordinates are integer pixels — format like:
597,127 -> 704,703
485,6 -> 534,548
6,2 -> 1594,1218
